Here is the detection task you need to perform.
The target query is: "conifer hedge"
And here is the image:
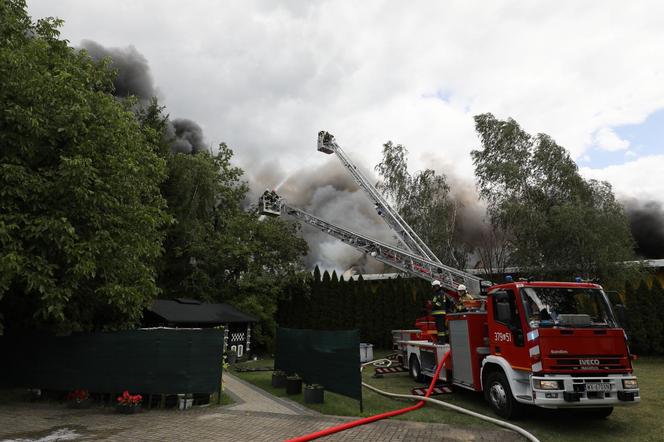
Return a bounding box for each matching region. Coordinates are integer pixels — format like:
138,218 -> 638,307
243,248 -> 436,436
277,267 -> 429,348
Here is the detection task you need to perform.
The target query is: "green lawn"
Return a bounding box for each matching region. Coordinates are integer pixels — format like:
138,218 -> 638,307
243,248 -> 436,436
233,354 -> 664,442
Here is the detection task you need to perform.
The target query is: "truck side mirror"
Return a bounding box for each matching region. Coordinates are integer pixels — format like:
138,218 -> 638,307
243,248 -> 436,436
514,329 -> 524,347
614,304 -> 627,327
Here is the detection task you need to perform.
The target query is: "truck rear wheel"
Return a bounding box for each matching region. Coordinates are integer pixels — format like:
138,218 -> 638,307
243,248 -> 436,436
484,371 -> 522,419
409,355 -> 425,383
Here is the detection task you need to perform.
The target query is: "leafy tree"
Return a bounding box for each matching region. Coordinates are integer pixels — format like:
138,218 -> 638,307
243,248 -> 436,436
147,118 -> 309,349
471,113 -> 634,281
156,145 -> 247,299
0,1 -> 169,333
476,224 -> 512,278
375,142 -> 466,267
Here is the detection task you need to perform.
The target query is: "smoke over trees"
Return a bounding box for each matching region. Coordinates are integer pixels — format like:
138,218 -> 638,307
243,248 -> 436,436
374,141 -> 467,268
80,40 -> 210,155
624,199 -> 664,259
81,39 -> 156,101
472,113 -> 635,281
77,36 -> 311,348
168,119 -> 208,154
0,3 -> 170,333
247,158 -> 395,274
0,2 -> 308,349
82,37 -> 664,277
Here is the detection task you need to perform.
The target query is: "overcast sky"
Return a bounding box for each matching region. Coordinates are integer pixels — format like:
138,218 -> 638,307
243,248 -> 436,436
27,0 -> 664,203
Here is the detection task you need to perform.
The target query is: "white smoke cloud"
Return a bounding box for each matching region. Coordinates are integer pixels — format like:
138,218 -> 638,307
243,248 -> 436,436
247,158 -> 396,273
28,0 -> 664,266
29,1 -> 664,177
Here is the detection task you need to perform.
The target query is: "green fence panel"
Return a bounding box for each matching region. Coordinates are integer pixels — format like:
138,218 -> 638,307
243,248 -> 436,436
275,327 -> 361,401
0,329 -> 223,394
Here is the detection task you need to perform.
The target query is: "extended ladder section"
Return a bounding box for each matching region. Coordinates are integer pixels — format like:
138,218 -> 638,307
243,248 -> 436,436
317,131 -> 442,265
259,193 -> 482,296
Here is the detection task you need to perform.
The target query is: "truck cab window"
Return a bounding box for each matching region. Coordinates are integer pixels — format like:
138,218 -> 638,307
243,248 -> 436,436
492,290 -> 518,326
492,289 -> 525,346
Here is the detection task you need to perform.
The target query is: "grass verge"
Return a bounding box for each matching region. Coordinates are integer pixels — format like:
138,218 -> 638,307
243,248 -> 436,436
234,353 -> 664,442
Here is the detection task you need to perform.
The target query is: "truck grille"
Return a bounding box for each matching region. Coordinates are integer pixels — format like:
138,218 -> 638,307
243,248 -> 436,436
548,355 -> 624,371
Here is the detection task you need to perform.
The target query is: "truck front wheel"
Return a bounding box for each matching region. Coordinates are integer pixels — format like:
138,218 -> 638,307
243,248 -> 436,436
484,371 -> 522,419
409,355 -> 425,383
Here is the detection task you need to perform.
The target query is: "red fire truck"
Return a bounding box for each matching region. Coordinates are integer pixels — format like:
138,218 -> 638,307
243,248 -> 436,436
395,280 -> 639,419
260,131 -> 640,419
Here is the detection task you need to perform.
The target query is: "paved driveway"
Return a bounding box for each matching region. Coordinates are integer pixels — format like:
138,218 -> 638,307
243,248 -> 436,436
0,376 -> 523,441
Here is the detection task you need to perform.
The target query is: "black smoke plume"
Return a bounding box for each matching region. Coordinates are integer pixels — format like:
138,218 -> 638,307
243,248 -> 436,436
167,119 -> 208,154
624,199 -> 664,259
80,40 -> 208,154
81,40 -> 155,101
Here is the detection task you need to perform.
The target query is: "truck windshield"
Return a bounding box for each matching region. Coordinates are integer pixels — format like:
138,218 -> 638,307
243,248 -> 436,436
520,287 -> 617,329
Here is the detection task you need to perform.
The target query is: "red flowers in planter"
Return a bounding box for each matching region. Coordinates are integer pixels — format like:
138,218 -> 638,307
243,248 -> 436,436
66,389 -> 89,403
116,390 -> 142,406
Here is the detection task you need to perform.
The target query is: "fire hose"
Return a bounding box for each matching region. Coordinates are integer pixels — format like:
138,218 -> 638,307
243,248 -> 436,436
285,354 -> 540,442
285,352 -> 449,442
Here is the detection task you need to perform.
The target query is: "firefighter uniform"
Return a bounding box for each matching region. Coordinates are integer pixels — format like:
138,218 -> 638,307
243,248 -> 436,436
456,291 -> 474,312
431,285 -> 451,345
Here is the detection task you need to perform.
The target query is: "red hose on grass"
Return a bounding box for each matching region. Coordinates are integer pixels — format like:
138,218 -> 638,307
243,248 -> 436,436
285,351 -> 450,442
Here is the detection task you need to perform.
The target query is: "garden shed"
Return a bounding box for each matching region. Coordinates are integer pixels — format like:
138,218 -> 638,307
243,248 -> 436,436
144,298 -> 257,359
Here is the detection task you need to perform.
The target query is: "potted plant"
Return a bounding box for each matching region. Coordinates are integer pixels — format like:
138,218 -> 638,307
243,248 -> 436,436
116,390 -> 142,414
271,370 -> 287,388
303,383 -> 324,404
286,374 -> 302,395
66,389 -> 91,408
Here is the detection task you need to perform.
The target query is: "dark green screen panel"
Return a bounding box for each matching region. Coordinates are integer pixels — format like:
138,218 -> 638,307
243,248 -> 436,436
275,327 -> 361,401
0,329 -> 224,394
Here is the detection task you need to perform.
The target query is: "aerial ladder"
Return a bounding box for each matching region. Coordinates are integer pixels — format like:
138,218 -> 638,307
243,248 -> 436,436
316,131 -> 442,265
259,131 -> 483,296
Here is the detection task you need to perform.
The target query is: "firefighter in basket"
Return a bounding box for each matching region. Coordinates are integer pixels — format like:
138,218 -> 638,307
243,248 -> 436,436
455,284 -> 474,312
431,280 -> 453,344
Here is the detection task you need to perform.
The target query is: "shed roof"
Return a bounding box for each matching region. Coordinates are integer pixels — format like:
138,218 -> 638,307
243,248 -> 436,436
148,299 -> 257,325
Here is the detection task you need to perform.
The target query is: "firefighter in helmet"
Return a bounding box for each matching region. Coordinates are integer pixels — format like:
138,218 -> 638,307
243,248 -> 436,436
456,284 -> 474,312
431,280 -> 451,344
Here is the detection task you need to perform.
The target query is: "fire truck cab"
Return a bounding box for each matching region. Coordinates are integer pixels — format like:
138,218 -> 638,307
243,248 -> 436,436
396,281 -> 640,419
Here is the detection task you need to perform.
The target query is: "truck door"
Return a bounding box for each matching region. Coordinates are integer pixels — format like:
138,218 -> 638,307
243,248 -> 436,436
488,288 -> 530,371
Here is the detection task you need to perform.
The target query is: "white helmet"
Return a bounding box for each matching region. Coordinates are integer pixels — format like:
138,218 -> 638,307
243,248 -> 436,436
458,284 -> 467,291
431,280 -> 441,287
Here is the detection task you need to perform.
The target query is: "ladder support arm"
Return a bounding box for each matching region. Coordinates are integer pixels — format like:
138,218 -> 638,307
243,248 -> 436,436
260,193 -> 482,296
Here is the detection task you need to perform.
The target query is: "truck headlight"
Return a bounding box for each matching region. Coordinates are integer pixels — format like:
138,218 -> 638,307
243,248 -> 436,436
534,379 -> 562,390
622,379 -> 638,389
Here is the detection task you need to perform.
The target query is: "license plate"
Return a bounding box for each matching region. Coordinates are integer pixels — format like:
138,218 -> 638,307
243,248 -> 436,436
586,382 -> 612,392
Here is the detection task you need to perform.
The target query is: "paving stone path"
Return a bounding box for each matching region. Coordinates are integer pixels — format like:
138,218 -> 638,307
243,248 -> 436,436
0,375 -> 523,441
222,373 -> 312,415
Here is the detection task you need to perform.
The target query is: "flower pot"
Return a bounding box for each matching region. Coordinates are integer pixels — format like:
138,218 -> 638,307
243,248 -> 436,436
286,376 -> 302,395
303,385 -> 324,404
178,394 -> 194,410
271,371 -> 287,388
116,404 -> 141,414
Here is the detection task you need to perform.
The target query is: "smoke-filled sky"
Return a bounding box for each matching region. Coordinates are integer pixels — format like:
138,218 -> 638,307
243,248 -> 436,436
27,0 -> 664,267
